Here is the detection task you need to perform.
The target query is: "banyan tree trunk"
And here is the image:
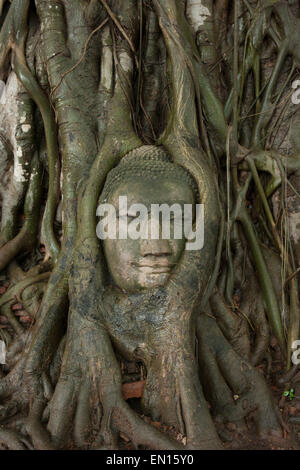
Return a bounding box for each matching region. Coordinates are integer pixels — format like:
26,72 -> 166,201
0,0 -> 298,451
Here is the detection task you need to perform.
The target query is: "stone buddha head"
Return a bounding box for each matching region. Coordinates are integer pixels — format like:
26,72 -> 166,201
98,145 -> 198,293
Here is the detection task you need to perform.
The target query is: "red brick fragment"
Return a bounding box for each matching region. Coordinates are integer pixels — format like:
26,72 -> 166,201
19,316 -> 33,324
122,380 -> 146,400
12,303 -> 23,311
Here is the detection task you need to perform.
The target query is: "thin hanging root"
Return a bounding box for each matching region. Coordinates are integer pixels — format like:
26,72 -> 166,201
246,155 -> 299,368
0,0 -> 61,262
239,210 -> 285,353
0,152 -> 43,272
234,251 -> 270,366
0,2 -> 14,78
0,0 -> 60,262
50,17 -> 109,100
99,0 -> 139,70
14,56 -> 60,263
139,7 -> 165,142
230,168 -> 285,353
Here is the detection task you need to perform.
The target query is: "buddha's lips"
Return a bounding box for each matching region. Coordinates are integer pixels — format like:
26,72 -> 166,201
131,261 -> 174,273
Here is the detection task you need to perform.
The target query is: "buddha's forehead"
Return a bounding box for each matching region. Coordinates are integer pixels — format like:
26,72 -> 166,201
107,177 -> 194,207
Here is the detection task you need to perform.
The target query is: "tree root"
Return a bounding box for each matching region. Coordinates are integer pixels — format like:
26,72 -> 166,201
0,425 -> 29,450
197,314 -> 284,441
0,357 -> 25,401
0,272 -> 50,310
210,288 -> 251,361
0,152 -> 43,271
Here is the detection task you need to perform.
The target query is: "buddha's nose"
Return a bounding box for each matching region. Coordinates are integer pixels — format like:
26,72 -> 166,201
140,216 -> 173,257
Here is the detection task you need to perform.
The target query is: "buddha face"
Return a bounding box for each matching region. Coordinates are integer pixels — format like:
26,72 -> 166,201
102,177 -> 195,293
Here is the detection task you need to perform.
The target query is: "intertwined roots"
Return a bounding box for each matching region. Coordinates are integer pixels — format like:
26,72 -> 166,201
0,0 -> 299,450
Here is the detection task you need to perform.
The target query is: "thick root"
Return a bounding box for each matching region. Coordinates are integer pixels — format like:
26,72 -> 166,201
197,314 -> 284,441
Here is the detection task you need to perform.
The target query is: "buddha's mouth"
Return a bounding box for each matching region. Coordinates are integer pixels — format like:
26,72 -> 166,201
132,261 -> 174,274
